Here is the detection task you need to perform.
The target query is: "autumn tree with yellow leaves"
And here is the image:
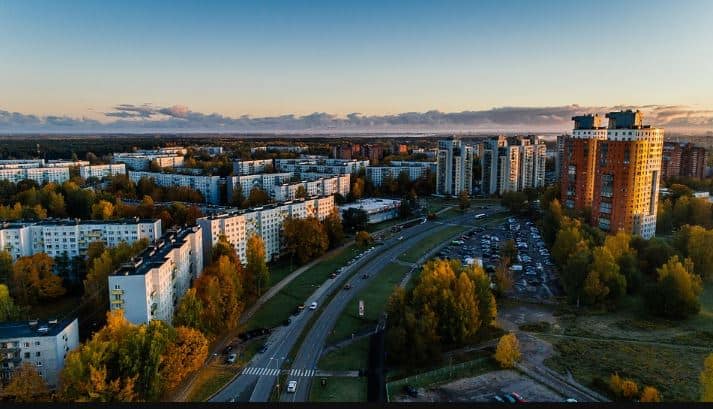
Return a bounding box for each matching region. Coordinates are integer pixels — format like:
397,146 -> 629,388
494,332 -> 521,368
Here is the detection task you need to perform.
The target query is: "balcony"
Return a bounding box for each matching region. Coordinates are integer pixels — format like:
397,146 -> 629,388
110,289 -> 124,295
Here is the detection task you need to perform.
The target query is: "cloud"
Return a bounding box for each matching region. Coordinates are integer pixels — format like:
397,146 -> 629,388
1,104 -> 712,133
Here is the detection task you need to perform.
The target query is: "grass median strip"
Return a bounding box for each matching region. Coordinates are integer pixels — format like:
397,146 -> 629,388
246,244 -> 360,330
328,262 -> 410,344
318,337 -> 370,371
398,225 -> 469,264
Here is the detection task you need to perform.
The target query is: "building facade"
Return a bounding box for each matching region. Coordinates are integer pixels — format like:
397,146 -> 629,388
128,171 -> 222,204
232,159 -> 274,176
436,137 -> 474,196
79,164 -> 127,179
0,219 -> 161,261
0,167 -> 70,185
197,195 -> 335,264
272,174 -> 350,202
662,142 -> 707,180
338,198 -> 401,224
227,173 -> 293,203
561,110 -> 663,239
0,318 -> 79,388
366,161 -> 435,187
275,158 -> 369,175
108,226 -> 204,325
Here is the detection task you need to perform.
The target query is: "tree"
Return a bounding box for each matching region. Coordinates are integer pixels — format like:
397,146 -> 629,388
494,259 -> 513,295
685,225 -> 713,280
702,353 -> 713,402
351,177 -> 365,200
159,326 -> 209,391
246,234 -> 269,297
458,190 -> 470,211
341,208 -> 368,233
11,253 -> 65,305
644,256 -> 702,319
610,373 -> 639,400
640,386 -> 661,402
494,333 -> 521,368
294,185 -> 307,199
355,230 -> 373,249
501,191 -> 528,214
247,186 -> 270,207
500,240 -> 517,264
282,216 -> 329,265
0,284 -> 22,322
91,200 -> 115,220
322,208 -> 345,249
0,362 -> 51,402
584,246 -> 626,306
194,253 -> 245,335
0,250 -> 12,284
173,288 -> 204,330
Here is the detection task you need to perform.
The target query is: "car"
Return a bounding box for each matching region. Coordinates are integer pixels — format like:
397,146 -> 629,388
397,236 -> 404,241
509,392 -> 526,403
361,273 -> 370,279
287,380 -> 297,393
565,398 -> 578,403
403,385 -> 418,397
297,304 -> 305,311
491,395 -> 506,403
258,344 -> 269,353
502,394 -> 517,404
226,353 -> 237,364
309,302 -> 318,310
283,318 -> 291,326
330,272 -> 337,279
344,283 -> 352,290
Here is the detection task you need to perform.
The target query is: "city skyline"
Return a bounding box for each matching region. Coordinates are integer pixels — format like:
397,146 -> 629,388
1,0 -> 713,133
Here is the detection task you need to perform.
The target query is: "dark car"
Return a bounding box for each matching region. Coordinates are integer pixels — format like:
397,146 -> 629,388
344,283 -> 352,290
502,394 -> 517,404
361,273 -> 370,279
403,385 -> 418,398
258,344 -> 269,353
283,318 -> 291,326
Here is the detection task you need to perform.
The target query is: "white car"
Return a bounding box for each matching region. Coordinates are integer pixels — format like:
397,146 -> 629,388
287,380 -> 297,393
309,302 -> 318,310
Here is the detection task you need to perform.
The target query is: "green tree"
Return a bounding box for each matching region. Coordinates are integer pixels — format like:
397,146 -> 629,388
322,208 -> 345,249
0,250 -> 12,284
282,216 -> 329,265
0,284 -> 22,322
644,256 -> 702,319
246,186 -> 270,207
702,353 -> 713,402
355,230 -> 373,249
173,288 -> 204,331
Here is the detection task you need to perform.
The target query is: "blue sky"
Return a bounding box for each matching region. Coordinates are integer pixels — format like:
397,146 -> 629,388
1,0 -> 712,132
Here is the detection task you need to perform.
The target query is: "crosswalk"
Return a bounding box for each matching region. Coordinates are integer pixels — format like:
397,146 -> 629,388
288,369 -> 316,377
241,367 -> 316,377
242,367 -> 281,376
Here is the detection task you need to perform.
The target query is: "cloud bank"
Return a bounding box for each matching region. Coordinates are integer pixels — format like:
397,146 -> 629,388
1,104 -> 712,134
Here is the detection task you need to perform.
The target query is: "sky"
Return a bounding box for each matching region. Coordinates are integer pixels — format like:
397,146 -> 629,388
1,0 -> 713,133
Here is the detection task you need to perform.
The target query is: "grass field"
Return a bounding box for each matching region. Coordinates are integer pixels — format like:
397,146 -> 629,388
542,335 -> 709,401
309,376 -> 368,402
328,262 -> 410,344
318,337 -> 370,371
187,366 -> 237,402
246,244 -> 361,330
398,225 -> 468,263
267,260 -> 294,287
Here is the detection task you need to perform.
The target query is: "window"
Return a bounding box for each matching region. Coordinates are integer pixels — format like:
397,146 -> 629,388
24,352 -> 30,359
35,351 -> 41,357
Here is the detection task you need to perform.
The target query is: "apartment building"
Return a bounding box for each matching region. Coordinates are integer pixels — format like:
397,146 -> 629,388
662,141 -> 708,180
0,167 -> 70,185
79,164 -> 127,179
113,150 -> 185,171
232,159 -> 274,176
561,110 -> 663,239
275,158 -> 369,175
272,174 -> 350,202
227,173 -> 293,203
480,135 -> 546,195
128,171 -> 222,204
366,161 -> 436,187
197,195 -> 335,264
0,318 -> 79,388
0,219 -> 161,262
436,137 -> 475,196
108,226 -> 204,325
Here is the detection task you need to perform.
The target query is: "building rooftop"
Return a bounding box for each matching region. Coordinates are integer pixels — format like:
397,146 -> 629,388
339,198 -> 401,214
111,226 -> 198,277
0,318 -> 76,339
202,195 -> 333,220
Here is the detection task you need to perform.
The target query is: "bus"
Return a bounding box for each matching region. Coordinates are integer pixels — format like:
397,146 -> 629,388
475,213 -> 486,220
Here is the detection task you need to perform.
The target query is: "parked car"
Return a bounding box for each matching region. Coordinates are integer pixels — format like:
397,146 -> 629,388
509,392 -> 527,403
287,380 -> 297,393
330,272 -> 337,279
344,283 -> 352,290
309,302 -> 318,310
283,318 -> 291,326
258,344 -> 269,353
361,273 -> 370,279
226,353 -> 237,364
491,395 -> 506,403
502,394 -> 517,404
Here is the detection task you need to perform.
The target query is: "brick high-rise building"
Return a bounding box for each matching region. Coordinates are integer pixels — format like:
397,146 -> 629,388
362,144 -> 384,164
436,137 -> 474,195
561,110 -> 663,239
662,141 -> 707,180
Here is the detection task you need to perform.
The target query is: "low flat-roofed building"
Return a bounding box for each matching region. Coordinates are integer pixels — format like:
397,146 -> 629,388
339,198 -> 401,224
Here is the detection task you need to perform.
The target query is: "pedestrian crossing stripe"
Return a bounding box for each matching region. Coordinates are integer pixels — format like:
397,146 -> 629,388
241,367 -> 316,377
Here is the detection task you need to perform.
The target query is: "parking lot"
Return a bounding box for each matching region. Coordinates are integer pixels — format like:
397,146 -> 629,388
434,215 -> 561,301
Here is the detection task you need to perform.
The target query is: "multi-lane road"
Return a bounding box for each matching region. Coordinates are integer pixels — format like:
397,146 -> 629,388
210,206 -> 502,402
